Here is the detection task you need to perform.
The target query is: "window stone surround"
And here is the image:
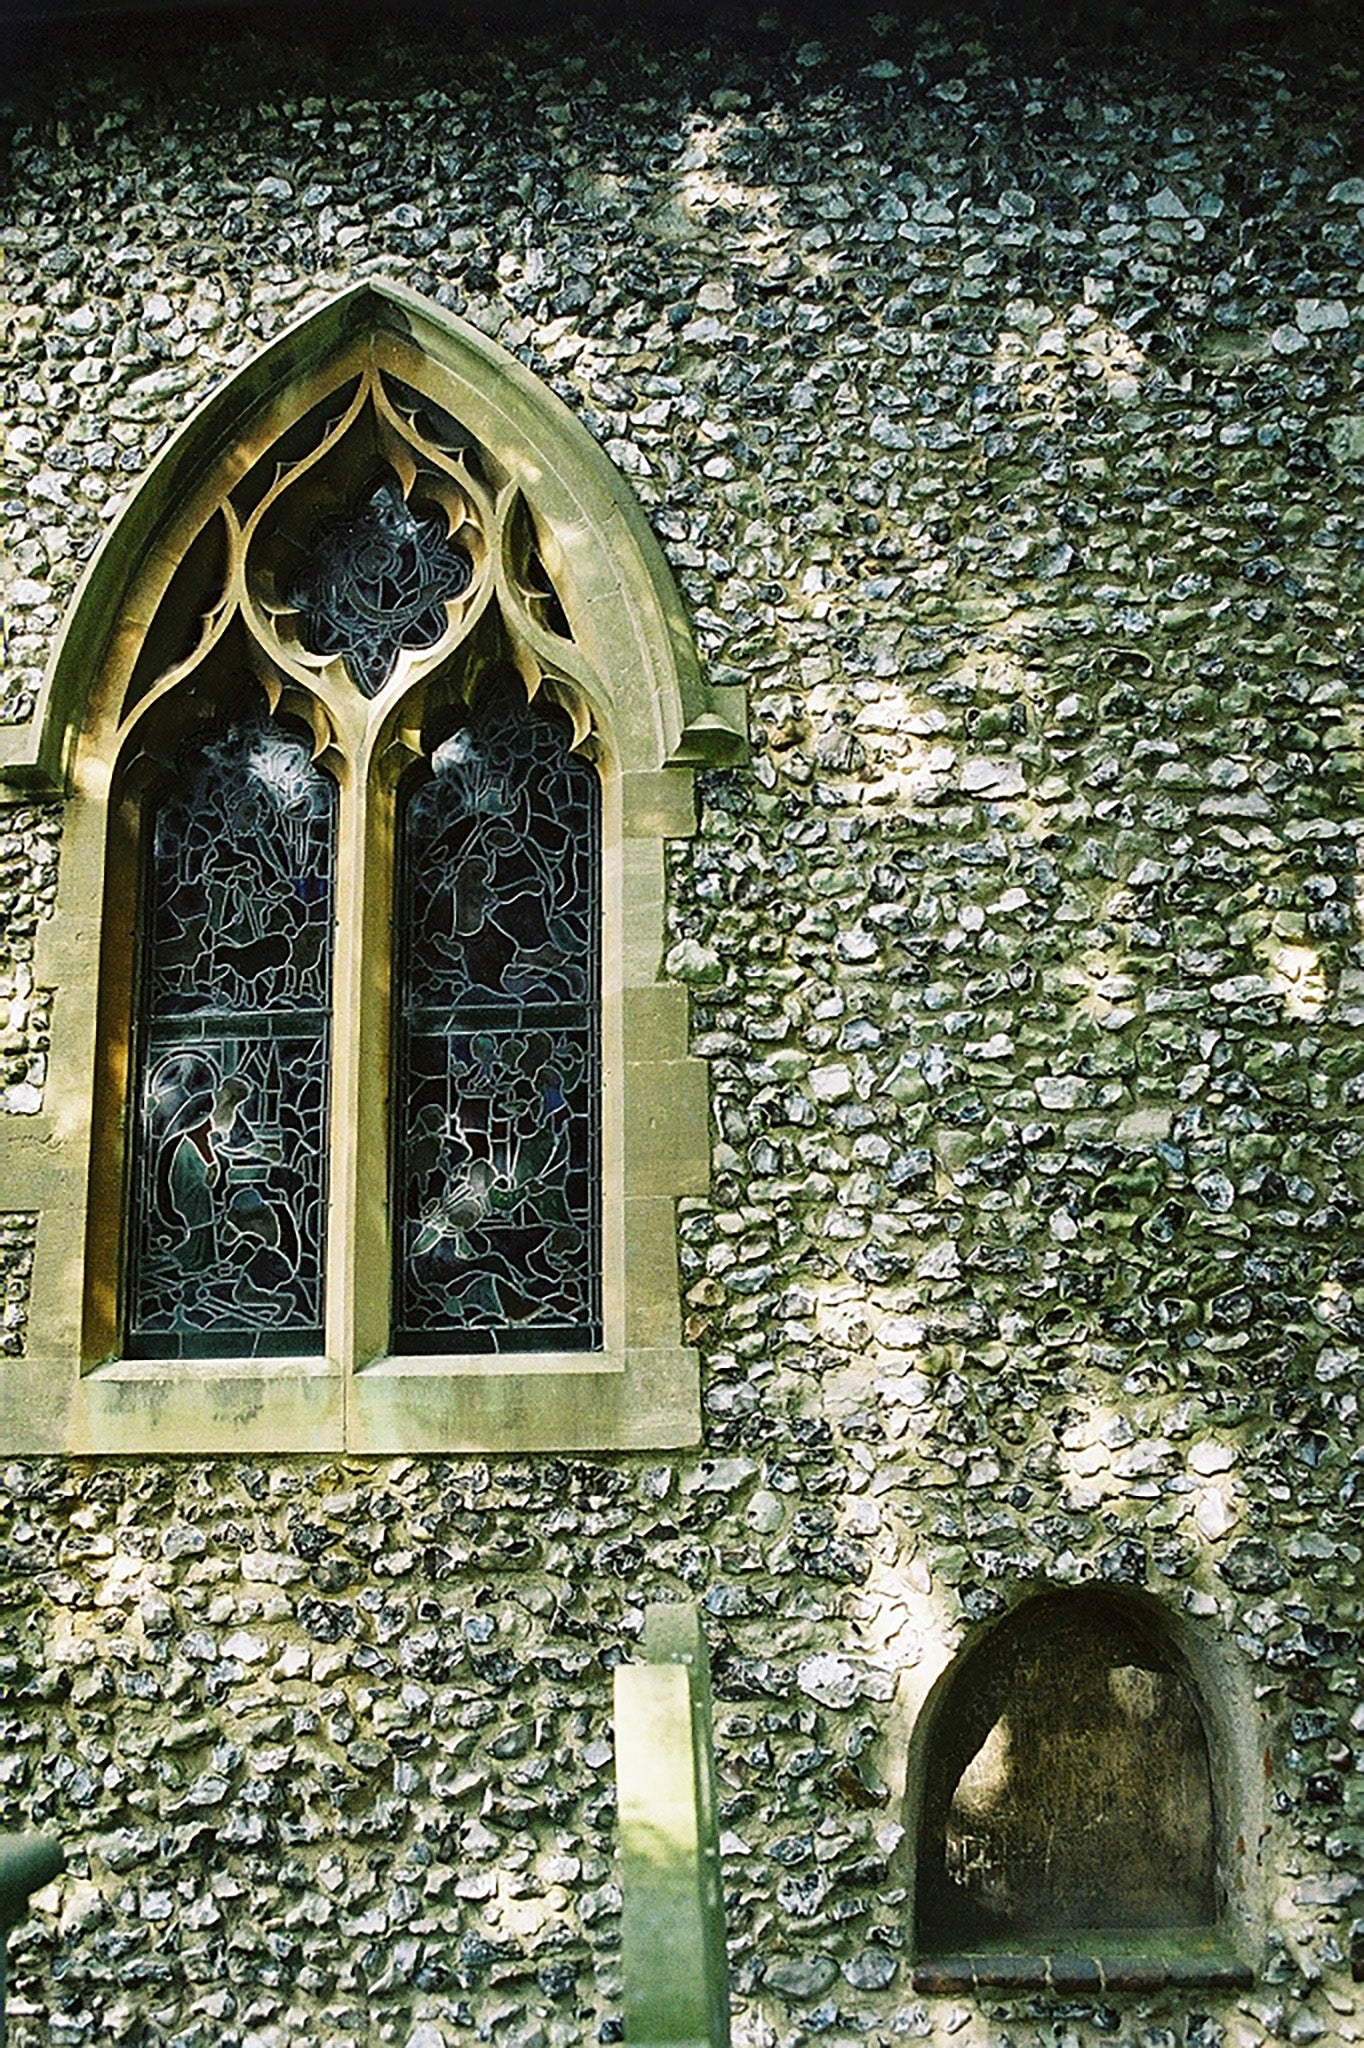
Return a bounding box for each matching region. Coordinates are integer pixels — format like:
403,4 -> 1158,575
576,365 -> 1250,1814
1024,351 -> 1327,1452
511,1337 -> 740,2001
0,280 -> 747,1454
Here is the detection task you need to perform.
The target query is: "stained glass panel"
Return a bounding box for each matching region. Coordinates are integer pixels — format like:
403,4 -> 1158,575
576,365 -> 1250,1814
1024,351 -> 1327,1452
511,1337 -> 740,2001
393,678 -> 601,1351
125,720 -> 335,1356
289,474 -> 473,697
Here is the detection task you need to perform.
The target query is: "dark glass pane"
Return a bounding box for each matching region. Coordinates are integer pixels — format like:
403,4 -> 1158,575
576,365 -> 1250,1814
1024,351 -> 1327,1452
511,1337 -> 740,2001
125,720 -> 335,1356
289,474 -> 473,698
393,679 -> 601,1351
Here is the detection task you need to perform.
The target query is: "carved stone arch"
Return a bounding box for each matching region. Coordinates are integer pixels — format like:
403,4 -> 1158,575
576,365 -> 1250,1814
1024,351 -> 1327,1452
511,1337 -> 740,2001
0,280 -> 743,1455
1,278 -> 744,793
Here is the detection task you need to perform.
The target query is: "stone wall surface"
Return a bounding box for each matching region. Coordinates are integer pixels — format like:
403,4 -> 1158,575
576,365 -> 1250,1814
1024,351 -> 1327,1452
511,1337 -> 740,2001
1,4 -> 1363,2047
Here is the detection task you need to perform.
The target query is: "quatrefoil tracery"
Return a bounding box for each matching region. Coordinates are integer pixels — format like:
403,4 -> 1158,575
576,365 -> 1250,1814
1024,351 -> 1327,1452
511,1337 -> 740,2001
118,361 -> 592,749
288,476 -> 475,698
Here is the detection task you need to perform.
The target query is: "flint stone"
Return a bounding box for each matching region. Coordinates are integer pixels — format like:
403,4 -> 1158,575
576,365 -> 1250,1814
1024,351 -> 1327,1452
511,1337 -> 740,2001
797,1652 -> 861,1708
810,1064 -> 854,1102
1270,325 -> 1310,355
221,1630 -> 269,1664
843,1949 -> 898,1990
1146,185 -> 1191,218
765,1955 -> 838,2001
1195,1489 -> 1237,1542
683,1456 -> 756,1494
1293,1873 -> 1360,1906
1219,1538 -> 1288,1593
961,757 -> 1026,798
877,1371 -> 932,1409
664,938 -> 723,986
1296,298 -> 1350,332
877,1315 -> 925,1349
1327,417 -> 1364,463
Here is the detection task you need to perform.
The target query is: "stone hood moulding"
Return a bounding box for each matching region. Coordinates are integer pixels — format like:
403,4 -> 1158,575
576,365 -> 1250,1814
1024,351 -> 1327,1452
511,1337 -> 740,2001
0,276 -> 747,795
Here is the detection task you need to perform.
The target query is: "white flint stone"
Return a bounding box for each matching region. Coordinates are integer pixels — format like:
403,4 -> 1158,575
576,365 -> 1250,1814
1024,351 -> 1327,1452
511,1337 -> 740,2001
220,1630 -> 269,1664
1295,298 -> 1350,332
1146,184 -> 1191,217
796,1652 -> 861,1708
876,1372 -> 932,1409
1195,1488 -> 1238,1542
1270,324 -> 1310,355
664,938 -> 723,985
916,1242 -> 960,1281
809,1063 -> 854,1103
683,1456 -> 757,1493
877,1315 -> 925,1349
1034,1075 -> 1087,1109
960,756 -> 1026,798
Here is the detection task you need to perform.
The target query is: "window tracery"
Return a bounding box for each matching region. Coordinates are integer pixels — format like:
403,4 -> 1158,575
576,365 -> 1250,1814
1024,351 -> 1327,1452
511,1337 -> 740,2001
289,474 -> 475,697
0,279 -> 745,1454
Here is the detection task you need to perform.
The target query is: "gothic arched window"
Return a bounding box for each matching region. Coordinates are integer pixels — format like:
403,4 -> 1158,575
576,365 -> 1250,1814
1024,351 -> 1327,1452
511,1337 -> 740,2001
0,280 -> 745,1456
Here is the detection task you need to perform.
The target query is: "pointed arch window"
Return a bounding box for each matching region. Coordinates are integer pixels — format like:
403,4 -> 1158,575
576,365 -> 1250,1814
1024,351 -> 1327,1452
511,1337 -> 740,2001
0,281 -> 745,1455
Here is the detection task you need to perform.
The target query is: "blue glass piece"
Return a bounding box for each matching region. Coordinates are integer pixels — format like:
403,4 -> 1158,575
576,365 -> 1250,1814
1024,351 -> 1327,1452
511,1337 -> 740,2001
393,677 -> 600,1351
125,720 -> 335,1356
289,475 -> 472,696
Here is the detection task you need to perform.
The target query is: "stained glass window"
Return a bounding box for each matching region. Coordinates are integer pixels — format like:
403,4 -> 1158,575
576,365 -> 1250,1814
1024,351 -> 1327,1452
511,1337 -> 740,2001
289,473 -> 473,697
125,719 -> 336,1356
392,674 -> 601,1352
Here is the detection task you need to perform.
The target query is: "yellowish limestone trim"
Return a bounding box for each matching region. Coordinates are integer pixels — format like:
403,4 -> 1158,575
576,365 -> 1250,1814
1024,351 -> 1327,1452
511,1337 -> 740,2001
615,1604 -> 731,2048
0,281 -> 744,1455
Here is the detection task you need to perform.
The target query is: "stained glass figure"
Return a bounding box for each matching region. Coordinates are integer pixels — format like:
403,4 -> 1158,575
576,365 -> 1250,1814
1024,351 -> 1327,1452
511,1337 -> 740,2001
125,719 -> 336,1355
393,675 -> 601,1351
289,474 -> 472,696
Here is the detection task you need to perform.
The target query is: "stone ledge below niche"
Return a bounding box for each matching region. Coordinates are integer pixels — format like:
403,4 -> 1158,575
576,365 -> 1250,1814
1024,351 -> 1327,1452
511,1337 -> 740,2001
912,1940 -> 1254,1995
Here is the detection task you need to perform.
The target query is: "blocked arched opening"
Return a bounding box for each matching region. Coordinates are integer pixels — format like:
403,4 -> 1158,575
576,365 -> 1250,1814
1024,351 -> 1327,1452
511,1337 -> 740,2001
906,1587 -> 1259,1991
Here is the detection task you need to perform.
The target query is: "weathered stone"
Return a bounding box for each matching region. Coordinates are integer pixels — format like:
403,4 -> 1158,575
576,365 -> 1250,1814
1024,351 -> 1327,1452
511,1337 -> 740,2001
764,1955 -> 838,2001
1,9 -> 1362,2043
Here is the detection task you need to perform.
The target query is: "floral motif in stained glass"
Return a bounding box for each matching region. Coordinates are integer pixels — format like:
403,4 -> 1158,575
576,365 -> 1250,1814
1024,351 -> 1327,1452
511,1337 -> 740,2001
393,678 -> 600,1351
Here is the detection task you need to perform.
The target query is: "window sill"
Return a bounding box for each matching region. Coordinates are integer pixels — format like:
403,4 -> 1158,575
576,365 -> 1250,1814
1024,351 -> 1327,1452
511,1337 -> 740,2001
87,1355 -> 337,1381
361,1349 -> 623,1379
8,1341 -> 699,1455
347,1342 -> 699,1453
911,1939 -> 1253,1995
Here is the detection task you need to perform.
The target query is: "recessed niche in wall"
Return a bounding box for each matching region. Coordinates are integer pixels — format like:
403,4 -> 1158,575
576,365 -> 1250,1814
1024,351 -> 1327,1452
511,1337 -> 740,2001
909,1588 -> 1254,1992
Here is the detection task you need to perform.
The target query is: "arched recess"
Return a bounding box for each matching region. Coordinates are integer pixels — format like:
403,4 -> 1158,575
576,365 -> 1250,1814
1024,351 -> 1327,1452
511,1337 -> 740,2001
0,279 -> 745,1455
904,1587 -> 1261,1992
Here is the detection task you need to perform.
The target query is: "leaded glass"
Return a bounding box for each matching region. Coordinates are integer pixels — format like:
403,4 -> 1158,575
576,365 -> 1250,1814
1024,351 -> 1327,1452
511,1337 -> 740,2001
289,474 -> 473,696
125,719 -> 336,1356
393,677 -> 601,1351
